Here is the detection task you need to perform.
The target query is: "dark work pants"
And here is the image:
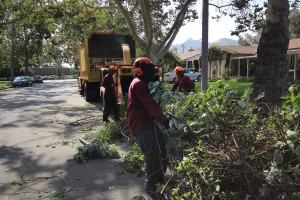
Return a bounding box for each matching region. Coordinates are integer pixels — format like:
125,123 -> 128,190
103,93 -> 119,120
134,127 -> 169,192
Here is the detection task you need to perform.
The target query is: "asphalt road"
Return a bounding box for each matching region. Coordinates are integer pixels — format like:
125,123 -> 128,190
0,78 -> 101,181
0,79 -> 148,200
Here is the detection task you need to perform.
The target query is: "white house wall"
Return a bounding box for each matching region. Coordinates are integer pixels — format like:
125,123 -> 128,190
186,56 -> 199,68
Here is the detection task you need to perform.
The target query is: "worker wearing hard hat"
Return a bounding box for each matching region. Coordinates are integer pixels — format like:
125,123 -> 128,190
127,57 -> 170,198
101,65 -> 119,122
171,66 -> 195,93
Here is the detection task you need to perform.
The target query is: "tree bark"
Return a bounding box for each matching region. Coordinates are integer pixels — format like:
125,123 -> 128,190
251,0 -> 290,106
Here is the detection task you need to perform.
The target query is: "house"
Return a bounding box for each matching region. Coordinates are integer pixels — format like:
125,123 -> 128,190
177,48 -> 201,68
177,38 -> 300,80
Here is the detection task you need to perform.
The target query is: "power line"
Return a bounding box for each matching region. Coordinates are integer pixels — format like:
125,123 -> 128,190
180,43 -> 185,53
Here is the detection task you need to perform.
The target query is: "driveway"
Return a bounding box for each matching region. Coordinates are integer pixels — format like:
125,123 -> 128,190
0,79 -> 148,200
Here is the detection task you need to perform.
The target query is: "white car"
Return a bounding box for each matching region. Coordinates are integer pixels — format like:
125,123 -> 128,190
163,68 -> 202,83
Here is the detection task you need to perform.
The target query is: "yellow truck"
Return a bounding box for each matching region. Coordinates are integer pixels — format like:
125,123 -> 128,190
78,31 -> 165,106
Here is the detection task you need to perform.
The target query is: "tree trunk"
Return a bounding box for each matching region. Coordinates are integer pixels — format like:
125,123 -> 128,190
25,47 -> 29,75
251,0 -> 290,106
147,47 -> 159,64
10,23 -> 15,84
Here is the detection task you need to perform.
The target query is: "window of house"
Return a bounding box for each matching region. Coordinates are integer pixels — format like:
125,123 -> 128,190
290,55 -> 296,70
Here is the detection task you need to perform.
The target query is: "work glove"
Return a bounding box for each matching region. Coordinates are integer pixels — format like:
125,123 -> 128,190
162,120 -> 170,129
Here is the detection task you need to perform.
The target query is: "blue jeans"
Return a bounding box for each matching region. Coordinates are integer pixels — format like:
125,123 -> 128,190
134,127 -> 168,192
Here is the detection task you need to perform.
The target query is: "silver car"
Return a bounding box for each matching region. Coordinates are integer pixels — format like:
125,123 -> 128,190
163,68 -> 201,83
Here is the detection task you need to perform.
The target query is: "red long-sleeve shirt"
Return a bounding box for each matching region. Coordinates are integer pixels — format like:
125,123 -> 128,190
171,75 -> 195,92
101,74 -> 115,95
127,77 -> 168,135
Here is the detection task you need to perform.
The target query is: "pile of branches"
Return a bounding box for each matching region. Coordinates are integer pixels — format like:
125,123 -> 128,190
149,81 -> 300,199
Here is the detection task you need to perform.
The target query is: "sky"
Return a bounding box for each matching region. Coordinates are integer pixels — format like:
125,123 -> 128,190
173,2 -> 240,44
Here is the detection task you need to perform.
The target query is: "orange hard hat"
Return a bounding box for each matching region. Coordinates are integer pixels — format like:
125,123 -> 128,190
109,65 -> 116,71
133,57 -> 152,68
174,66 -> 184,75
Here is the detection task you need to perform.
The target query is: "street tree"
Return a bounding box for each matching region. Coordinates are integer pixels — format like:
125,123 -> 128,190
50,0 -> 126,67
250,0 -> 290,106
82,0 -> 198,64
1,0 -> 57,76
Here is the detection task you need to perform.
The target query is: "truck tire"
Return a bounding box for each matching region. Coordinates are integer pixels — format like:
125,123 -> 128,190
80,84 -> 84,95
197,75 -> 201,82
84,83 -> 91,102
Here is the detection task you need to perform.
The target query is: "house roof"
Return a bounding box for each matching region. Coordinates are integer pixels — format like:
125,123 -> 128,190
177,50 -> 201,60
288,38 -> 300,49
219,46 -> 258,55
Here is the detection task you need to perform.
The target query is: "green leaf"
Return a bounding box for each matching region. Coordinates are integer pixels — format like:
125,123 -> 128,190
216,185 -> 220,192
286,130 -> 297,136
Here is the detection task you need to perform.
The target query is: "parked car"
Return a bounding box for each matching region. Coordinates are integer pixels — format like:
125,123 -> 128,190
13,76 -> 33,87
32,75 -> 43,83
164,68 -> 202,83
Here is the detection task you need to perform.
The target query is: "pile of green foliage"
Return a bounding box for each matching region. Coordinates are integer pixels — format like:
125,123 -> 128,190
146,81 -> 300,199
119,144 -> 145,175
74,138 -> 120,162
94,120 -> 129,142
73,138 -> 120,163
73,121 -> 128,163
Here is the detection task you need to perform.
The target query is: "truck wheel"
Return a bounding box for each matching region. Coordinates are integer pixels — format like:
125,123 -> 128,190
197,75 -> 201,82
80,84 -> 84,95
84,83 -> 91,102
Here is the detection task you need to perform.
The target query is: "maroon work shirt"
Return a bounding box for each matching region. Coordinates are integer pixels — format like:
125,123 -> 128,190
127,77 -> 168,135
171,75 -> 195,92
101,74 -> 115,95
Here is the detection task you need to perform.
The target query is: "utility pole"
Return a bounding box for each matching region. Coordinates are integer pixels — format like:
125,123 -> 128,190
201,0 -> 209,91
180,43 -> 185,53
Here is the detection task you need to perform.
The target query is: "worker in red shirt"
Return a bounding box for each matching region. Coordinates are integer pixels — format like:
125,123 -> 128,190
127,57 -> 170,197
101,65 -> 119,122
171,66 -> 195,93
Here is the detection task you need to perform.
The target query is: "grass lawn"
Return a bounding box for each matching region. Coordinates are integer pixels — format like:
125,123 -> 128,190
0,81 -> 12,89
164,81 -> 253,93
